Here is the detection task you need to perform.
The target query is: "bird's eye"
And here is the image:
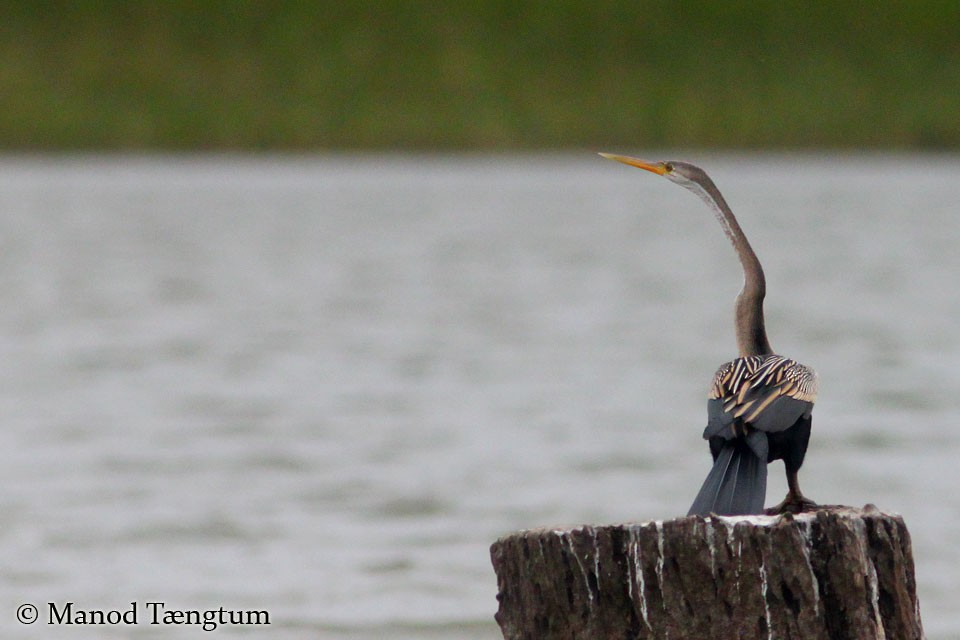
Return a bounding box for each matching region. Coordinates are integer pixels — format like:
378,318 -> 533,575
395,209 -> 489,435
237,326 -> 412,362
664,162 -> 674,173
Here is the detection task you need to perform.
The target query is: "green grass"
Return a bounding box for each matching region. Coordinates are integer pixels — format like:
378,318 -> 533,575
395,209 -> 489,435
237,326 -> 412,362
1,1 -> 959,150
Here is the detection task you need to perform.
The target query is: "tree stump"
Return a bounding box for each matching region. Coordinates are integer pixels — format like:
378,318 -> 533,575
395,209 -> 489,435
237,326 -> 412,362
490,506 -> 923,640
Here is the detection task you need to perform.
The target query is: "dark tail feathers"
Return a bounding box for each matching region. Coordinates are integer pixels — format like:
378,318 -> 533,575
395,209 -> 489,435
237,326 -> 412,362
687,439 -> 767,516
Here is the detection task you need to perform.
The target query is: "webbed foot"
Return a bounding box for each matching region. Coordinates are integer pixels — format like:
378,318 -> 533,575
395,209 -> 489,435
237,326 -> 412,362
765,492 -> 818,515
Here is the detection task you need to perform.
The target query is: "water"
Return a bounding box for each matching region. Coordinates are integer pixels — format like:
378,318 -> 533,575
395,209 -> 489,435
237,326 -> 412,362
0,153 -> 957,638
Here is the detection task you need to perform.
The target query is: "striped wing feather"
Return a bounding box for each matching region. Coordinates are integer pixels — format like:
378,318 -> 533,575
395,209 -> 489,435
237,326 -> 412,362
705,355 -> 817,440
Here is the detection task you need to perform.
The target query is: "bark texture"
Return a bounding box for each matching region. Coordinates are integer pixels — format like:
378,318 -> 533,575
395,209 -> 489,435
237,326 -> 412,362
491,506 -> 923,640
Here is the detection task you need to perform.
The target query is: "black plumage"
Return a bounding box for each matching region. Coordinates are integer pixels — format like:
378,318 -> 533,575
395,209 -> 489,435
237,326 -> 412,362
689,355 -> 817,516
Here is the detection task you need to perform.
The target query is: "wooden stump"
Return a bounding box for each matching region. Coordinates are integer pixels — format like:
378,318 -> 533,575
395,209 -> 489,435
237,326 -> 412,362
490,506 -> 923,640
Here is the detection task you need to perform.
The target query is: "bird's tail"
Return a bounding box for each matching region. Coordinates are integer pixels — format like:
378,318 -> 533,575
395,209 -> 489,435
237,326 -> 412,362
687,439 -> 767,516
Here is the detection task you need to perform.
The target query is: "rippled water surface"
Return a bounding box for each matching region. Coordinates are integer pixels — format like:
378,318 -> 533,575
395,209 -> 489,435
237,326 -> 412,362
0,154 -> 957,638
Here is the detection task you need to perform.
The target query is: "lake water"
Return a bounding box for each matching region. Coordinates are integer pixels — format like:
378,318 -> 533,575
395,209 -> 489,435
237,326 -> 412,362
0,154 -> 957,638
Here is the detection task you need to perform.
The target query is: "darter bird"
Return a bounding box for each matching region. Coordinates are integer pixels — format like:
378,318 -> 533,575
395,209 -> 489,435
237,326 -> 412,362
601,153 -> 818,516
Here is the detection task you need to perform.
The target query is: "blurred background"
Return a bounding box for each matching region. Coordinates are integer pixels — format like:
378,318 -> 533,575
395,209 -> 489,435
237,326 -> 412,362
3,1 -> 960,150
0,3 -> 957,640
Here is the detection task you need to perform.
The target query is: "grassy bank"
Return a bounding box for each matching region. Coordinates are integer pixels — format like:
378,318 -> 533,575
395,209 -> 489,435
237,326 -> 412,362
2,2 -> 959,150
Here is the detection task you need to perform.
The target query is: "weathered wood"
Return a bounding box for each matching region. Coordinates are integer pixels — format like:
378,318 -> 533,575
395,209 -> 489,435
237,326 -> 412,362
491,506 -> 923,640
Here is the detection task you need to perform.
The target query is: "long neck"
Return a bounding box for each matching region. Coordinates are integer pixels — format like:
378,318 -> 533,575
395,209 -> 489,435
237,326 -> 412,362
688,176 -> 773,356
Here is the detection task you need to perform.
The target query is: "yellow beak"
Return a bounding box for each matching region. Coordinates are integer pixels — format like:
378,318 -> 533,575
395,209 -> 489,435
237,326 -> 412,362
598,153 -> 667,175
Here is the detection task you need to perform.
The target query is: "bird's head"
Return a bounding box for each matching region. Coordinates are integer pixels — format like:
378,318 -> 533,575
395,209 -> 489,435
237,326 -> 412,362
599,153 -> 709,193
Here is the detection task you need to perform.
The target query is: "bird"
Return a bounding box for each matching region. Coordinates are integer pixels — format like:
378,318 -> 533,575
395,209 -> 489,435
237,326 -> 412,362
600,153 -> 818,516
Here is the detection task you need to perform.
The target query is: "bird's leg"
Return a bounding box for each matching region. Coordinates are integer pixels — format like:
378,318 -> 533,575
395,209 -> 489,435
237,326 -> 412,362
765,467 -> 818,515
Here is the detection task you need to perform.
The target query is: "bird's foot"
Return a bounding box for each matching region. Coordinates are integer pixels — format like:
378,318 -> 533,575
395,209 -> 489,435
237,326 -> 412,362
765,492 -> 818,515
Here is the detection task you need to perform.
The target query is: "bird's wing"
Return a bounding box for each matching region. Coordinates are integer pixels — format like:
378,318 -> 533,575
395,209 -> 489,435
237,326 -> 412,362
705,355 -> 817,439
